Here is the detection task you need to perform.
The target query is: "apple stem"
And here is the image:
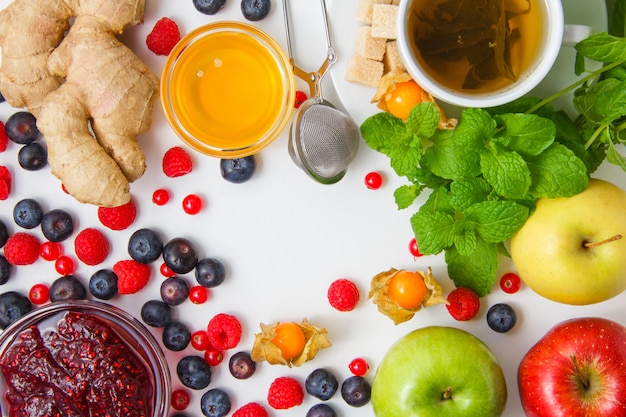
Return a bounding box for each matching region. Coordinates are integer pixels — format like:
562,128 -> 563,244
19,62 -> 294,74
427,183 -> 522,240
570,354 -> 590,390
583,234 -> 622,248
442,387 -> 453,401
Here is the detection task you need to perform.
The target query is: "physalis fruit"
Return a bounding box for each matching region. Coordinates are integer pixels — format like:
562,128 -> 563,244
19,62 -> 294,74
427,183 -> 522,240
369,267 -> 448,325
251,318 -> 331,367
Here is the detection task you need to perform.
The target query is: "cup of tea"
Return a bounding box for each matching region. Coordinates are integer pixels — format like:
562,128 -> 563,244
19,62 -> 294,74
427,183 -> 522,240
396,0 -> 592,108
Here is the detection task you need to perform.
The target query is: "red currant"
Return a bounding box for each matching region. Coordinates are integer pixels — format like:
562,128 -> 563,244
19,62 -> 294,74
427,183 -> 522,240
294,90 -> 308,108
55,255 -> 76,275
152,188 -> 170,205
29,284 -> 50,305
409,237 -> 423,258
348,357 -> 370,376
189,285 -> 209,304
170,389 -> 190,411
500,272 -> 522,294
182,194 -> 203,214
191,330 -> 211,351
160,262 -> 176,278
203,346 -> 224,366
40,241 -> 63,261
364,171 -> 383,190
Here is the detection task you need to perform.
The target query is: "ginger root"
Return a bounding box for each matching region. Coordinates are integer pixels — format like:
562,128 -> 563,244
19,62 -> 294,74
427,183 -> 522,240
0,0 -> 159,207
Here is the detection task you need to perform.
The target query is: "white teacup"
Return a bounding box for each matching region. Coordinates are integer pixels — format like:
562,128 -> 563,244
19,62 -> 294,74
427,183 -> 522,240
396,0 -> 592,108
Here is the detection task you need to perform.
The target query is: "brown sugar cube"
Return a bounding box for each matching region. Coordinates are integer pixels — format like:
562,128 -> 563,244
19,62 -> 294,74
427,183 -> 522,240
383,40 -> 405,72
355,26 -> 387,61
371,4 -> 398,39
356,0 -> 392,25
345,55 -> 384,88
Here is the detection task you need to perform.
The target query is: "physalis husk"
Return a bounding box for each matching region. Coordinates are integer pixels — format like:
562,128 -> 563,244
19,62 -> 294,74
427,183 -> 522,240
368,267 -> 448,325
371,70 -> 457,130
251,318 -> 331,367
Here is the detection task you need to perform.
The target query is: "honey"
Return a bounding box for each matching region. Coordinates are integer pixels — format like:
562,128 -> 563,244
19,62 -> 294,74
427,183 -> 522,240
162,24 -> 294,156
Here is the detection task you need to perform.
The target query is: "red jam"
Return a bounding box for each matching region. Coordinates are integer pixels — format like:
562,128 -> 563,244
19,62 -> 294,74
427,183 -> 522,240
1,311 -> 154,417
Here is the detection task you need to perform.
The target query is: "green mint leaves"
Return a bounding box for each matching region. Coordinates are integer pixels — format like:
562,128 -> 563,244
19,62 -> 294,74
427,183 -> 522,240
361,103 -> 589,297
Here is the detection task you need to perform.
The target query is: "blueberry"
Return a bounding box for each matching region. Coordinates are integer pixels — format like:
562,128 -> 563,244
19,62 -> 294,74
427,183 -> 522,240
141,300 -> 172,327
0,255 -> 12,285
128,228 -> 163,264
228,351 -> 256,379
306,404 -> 337,417
306,368 -> 338,401
89,269 -> 118,300
200,388 -> 231,417
0,291 -> 32,329
13,198 -> 43,229
163,321 -> 191,351
193,0 -> 227,15
0,219 -> 9,248
340,376 -> 371,407
49,275 -> 87,302
486,303 -> 517,333
41,209 -> 74,242
5,111 -> 39,144
220,156 -> 256,183
240,0 -> 271,21
177,355 -> 212,390
163,237 -> 198,274
160,277 -> 190,306
18,142 -> 47,171
195,258 -> 226,288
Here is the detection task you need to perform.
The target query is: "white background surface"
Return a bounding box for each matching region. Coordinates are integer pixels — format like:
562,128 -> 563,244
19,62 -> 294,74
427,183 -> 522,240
0,0 -> 624,416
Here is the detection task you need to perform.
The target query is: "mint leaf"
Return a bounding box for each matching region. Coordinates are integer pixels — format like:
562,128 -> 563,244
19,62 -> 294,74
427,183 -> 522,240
410,210 -> 455,255
420,186 -> 454,215
360,112 -> 412,155
452,219 -> 477,257
575,32 -> 626,62
456,108 -> 497,140
496,113 -> 555,156
406,102 -> 440,138
394,184 -> 422,209
606,139 -> 626,171
526,143 -> 589,197
574,78 -> 626,124
388,141 -> 422,178
425,129 -> 482,180
450,178 -> 491,211
480,150 -> 531,199
445,239 -> 498,297
463,200 -> 529,243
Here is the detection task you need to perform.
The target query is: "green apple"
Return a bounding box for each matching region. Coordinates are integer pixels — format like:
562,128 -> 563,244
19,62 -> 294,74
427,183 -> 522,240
371,326 -> 507,417
510,178 -> 626,305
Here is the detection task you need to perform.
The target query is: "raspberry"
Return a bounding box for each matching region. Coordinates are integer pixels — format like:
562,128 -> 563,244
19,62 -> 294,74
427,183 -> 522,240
0,121 -> 9,152
267,376 -> 304,410
206,313 -> 242,351
74,228 -> 109,266
446,287 -> 480,321
162,146 -> 193,178
114,259 -> 151,295
146,17 -> 181,56
327,278 -> 360,311
4,232 -> 40,265
232,402 -> 268,417
97,200 -> 137,231
0,166 -> 11,200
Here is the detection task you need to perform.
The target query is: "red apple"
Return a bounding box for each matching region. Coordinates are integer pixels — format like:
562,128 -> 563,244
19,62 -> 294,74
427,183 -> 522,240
518,317 -> 626,417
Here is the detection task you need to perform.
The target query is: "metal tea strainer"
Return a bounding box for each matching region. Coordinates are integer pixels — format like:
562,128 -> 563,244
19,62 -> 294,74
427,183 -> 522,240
282,0 -> 360,184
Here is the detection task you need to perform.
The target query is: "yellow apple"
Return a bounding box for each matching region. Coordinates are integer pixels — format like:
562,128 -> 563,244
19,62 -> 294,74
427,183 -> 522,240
510,178 -> 626,305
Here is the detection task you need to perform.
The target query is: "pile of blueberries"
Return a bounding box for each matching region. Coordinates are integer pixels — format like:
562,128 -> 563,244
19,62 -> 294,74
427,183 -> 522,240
4,111 -> 47,171
192,0 -> 272,21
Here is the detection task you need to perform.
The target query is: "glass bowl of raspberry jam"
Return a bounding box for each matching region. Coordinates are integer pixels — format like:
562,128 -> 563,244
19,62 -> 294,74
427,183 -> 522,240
0,300 -> 170,417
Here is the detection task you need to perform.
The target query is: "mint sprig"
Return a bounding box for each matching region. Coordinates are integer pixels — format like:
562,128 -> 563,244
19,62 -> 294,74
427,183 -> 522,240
361,22 -> 626,296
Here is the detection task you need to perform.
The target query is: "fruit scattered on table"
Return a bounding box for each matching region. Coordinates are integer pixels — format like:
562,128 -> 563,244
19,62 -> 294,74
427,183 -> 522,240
271,321 -> 306,360
0,291 -> 31,329
163,321 -> 192,351
41,208 -> 74,242
294,90 -> 308,108
348,357 -> 370,377
160,276 -> 190,306
189,285 -> 210,304
203,345 -> 224,366
146,17 -> 181,56
17,142 -> 47,171
97,200 -> 137,231
195,257 -> 226,287
74,227 -> 109,266
241,0 -> 271,21
28,283 -> 50,305
176,355 -> 212,390
445,287 -> 480,321
13,198 -> 43,229
4,232 -> 40,265
193,0 -> 228,15
518,317 -> 626,417
499,272 -> 522,294
140,299 -> 173,327
54,254 -> 76,275
163,237 -> 198,274
229,350 -> 257,379
201,388 -> 232,417
341,375 -> 371,407
88,269 -> 118,300
220,156 -> 257,183
152,188 -> 171,205
191,329 -> 212,351
232,402 -> 269,417
4,111 -> 38,145
171,389 -> 191,411
327,278 -> 360,311
368,267 -> 447,324
252,318 -> 331,366
487,303 -> 517,333
0,166 -> 11,199
128,228 -> 164,264
267,376 -> 305,409
182,193 -> 204,214
49,275 -> 87,302
114,259 -> 151,295
364,171 -> 383,189
306,403 -> 337,417
163,146 -> 194,178
305,368 -> 339,400
408,237 -> 423,258
207,312 -> 243,350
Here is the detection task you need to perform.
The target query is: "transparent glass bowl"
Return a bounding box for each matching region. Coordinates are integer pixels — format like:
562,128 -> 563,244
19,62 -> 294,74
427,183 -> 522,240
161,21 -> 295,158
0,300 -> 170,417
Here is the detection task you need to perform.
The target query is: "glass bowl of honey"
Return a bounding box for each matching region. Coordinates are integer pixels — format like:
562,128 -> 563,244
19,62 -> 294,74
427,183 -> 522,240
0,300 -> 171,417
161,21 -> 296,158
